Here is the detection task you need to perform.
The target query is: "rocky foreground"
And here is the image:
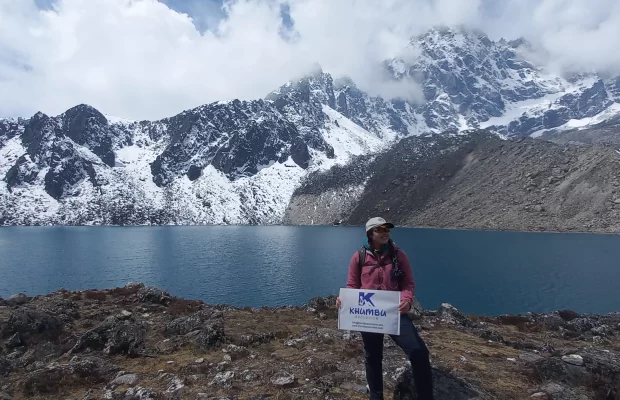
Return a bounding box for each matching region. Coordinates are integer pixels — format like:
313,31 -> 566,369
0,284 -> 619,400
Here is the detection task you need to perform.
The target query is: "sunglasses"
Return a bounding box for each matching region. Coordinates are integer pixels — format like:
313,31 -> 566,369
374,225 -> 391,233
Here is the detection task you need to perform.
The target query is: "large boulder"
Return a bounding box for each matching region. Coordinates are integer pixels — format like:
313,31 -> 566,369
529,347 -> 620,399
164,309 -> 222,336
164,309 -> 225,351
7,293 -> 30,306
70,316 -> 147,356
2,309 -> 63,341
137,286 -> 171,306
0,356 -> 12,377
393,366 -> 492,399
436,303 -> 476,328
20,356 -> 118,397
407,298 -> 424,320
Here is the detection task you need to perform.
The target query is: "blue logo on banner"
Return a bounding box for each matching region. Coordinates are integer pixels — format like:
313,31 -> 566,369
358,292 -> 375,307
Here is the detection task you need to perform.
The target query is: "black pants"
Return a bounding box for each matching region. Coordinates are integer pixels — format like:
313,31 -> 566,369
361,315 -> 434,400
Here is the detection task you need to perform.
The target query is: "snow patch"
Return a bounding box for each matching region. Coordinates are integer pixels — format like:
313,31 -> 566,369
320,105 -> 386,163
0,137 -> 26,176
104,114 -> 135,125
531,103 -> 620,137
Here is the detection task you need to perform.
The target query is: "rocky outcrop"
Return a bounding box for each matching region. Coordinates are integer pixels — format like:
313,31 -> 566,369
69,315 -> 147,356
1,308 -> 64,342
394,367 -> 493,400
0,285 -> 618,399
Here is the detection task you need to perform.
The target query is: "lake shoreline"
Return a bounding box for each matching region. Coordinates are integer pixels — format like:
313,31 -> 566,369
3,222 -> 620,236
1,283 -> 619,399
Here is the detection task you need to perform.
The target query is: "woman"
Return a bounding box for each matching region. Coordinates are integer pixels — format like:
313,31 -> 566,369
336,217 -> 434,400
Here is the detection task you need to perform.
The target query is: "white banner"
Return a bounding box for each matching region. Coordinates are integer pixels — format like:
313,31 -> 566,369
337,288 -> 401,335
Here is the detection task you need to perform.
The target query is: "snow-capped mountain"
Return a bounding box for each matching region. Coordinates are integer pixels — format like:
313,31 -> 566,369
1,26 -> 619,226
387,27 -> 620,136
0,81 -> 385,225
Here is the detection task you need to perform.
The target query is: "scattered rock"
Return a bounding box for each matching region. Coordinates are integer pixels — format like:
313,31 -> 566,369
0,392 -> 11,400
194,325 -> 225,350
0,357 -> 12,377
4,333 -> 22,349
164,309 -> 224,351
477,329 -> 504,343
222,344 -> 248,360
68,356 -> 119,380
437,303 -> 476,328
557,310 -> 581,322
122,386 -> 158,399
305,296 -> 336,311
210,371 -> 234,387
125,282 -> 145,289
2,309 -> 63,340
567,318 -> 595,333
536,314 -> 566,331
164,375 -> 185,397
394,366 -> 492,399
270,371 -> 296,387
562,354 -> 584,366
237,332 -> 275,347
137,286 -> 171,306
154,337 -> 183,354
539,382 -> 565,395
537,382 -> 585,399
109,373 -> 140,388
0,286 -> 618,400
592,324 -> 614,336
164,309 -> 222,336
70,316 -> 147,356
518,352 -> 543,363
21,357 -> 118,396
407,298 -> 425,320
533,356 -> 586,384
243,370 -> 260,381
8,293 -> 30,306
340,382 -> 368,394
20,342 -> 60,366
117,310 -> 132,320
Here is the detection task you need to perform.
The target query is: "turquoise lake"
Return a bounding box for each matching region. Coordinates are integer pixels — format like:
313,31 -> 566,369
0,226 -> 618,316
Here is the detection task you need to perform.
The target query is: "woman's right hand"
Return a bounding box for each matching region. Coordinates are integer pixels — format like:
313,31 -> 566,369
335,297 -> 341,309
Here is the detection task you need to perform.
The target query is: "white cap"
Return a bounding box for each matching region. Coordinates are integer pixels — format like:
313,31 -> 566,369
365,217 -> 395,233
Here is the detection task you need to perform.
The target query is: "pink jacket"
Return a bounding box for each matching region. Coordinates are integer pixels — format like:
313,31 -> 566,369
346,245 -> 415,305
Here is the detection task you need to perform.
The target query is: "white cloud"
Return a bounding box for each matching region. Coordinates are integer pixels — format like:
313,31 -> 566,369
0,0 -> 619,120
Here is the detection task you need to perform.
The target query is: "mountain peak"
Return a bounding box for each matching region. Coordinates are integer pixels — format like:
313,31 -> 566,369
415,25 -> 492,47
62,104 -> 108,126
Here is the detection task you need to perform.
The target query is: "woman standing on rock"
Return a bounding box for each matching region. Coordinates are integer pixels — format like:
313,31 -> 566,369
336,217 -> 434,400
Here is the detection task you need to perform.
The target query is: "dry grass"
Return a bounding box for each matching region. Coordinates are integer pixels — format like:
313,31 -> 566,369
83,290 -> 107,301
108,285 -> 142,298
166,298 -> 204,317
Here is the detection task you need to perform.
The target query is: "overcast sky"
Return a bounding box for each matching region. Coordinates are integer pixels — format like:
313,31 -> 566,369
1,0 -> 619,120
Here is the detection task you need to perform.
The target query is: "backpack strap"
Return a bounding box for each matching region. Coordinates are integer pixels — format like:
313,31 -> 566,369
358,247 -> 366,271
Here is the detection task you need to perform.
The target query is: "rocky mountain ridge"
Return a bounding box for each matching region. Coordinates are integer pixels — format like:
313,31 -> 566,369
284,128 -> 620,233
1,27 -> 620,226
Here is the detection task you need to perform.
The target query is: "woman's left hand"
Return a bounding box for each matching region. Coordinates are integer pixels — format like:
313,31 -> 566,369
398,300 -> 411,314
